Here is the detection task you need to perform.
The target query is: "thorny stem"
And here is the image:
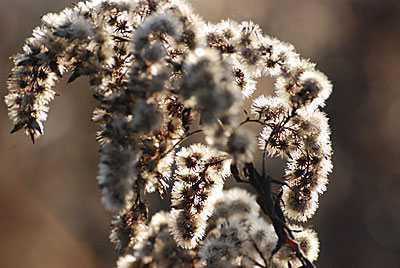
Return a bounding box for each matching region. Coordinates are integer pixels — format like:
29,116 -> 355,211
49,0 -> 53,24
159,129 -> 203,159
263,105 -> 298,176
239,116 -> 265,127
247,256 -> 267,268
252,238 -> 268,267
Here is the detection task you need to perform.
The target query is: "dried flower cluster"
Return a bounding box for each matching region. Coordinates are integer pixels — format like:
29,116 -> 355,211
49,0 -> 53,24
5,0 -> 333,267
117,188 -> 319,268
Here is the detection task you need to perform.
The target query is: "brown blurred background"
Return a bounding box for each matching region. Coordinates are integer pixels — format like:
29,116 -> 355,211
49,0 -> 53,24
1,0 -> 399,267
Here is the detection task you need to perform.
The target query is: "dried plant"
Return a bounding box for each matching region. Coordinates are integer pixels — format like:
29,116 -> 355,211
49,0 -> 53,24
5,0 -> 333,267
